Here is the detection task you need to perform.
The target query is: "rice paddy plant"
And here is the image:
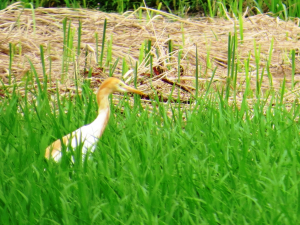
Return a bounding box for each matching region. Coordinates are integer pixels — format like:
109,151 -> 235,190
144,39 -> 152,67
244,52 -> 252,98
238,0 -> 244,42
1,61 -> 300,223
115,0 -> 128,13
77,20 -> 82,58
280,73 -> 286,104
226,32 -> 237,101
150,54 -> 153,77
0,1 -> 8,10
39,45 -> 49,95
29,3 -> 36,36
8,43 -> 13,85
177,47 -> 182,82
254,39 -> 261,98
139,41 -> 145,65
138,5 -> 145,21
100,18 -> 107,67
205,40 -> 211,75
291,49 -> 295,89
205,66 -> 217,97
62,18 -> 74,82
229,0 -> 239,17
122,58 -> 129,77
2,1 -> 300,224
282,3 -> 288,21
177,0 -> 189,17
207,0 -> 214,17
108,57 -> 120,77
216,0 -> 228,18
266,37 -> 274,88
106,35 -> 113,66
195,45 -> 199,98
167,38 -> 173,70
95,33 -> 99,63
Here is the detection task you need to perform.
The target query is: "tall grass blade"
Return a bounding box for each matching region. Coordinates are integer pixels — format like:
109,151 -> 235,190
39,45 -> 47,93
226,32 -> 237,101
109,58 -> 120,77
177,47 -> 182,82
62,18 -> 67,82
139,41 -> 145,64
267,37 -> 274,88
95,32 -> 98,64
9,43 -> 13,85
27,58 -> 42,98
30,3 -> 36,36
40,45 -> 46,78
195,45 -> 199,99
291,49 -> 295,89
206,67 -> 217,97
281,75 -> 286,103
254,39 -> 261,97
207,0 -> 213,17
244,53 -> 251,97
106,35 -> 113,66
122,58 -> 128,77
238,4 -> 244,42
150,54 -> 153,78
77,20 -> 82,57
100,18 -> 107,67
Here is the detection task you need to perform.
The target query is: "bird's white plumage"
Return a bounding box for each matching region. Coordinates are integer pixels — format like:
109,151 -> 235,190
51,107 -> 110,162
45,77 -> 144,162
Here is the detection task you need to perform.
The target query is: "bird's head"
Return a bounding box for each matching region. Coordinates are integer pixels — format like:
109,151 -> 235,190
96,77 -> 144,109
99,77 -> 144,95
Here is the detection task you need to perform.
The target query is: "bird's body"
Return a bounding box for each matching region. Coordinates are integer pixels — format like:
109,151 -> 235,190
45,77 -> 144,162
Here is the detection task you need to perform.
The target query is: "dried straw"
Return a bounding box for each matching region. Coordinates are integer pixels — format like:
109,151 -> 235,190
1,2 -> 300,110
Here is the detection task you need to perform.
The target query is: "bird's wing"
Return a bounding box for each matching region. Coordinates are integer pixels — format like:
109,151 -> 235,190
45,108 -> 110,162
46,133 -> 71,161
70,125 -> 98,155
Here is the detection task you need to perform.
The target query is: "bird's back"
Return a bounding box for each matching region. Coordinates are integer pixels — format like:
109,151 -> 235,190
47,107 -> 110,162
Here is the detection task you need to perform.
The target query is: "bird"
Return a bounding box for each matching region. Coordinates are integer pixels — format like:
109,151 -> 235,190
45,77 -> 144,162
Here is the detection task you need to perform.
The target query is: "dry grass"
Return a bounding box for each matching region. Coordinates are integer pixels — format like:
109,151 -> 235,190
1,2 -> 300,107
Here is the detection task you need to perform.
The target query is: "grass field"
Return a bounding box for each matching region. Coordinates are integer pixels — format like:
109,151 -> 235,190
1,74 -> 300,224
1,3 -> 300,225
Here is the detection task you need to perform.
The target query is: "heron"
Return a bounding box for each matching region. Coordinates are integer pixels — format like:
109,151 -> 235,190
45,77 -> 144,162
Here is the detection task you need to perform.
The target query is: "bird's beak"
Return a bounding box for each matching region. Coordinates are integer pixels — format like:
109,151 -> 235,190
124,85 -> 144,96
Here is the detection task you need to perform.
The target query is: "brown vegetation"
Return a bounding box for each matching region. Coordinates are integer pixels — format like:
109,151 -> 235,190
1,2 -> 300,107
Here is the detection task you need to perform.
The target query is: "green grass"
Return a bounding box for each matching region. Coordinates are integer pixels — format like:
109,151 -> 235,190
1,68 -> 300,224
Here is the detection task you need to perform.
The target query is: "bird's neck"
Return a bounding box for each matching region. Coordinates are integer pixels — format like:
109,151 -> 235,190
97,88 -> 111,113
